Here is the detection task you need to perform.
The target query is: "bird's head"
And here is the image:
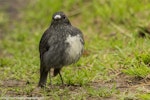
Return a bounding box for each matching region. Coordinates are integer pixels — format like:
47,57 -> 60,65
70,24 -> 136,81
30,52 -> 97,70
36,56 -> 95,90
51,11 -> 71,25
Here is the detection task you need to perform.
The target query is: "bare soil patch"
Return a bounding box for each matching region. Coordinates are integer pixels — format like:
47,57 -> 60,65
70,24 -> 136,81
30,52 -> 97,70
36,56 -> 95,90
0,0 -> 29,39
1,71 -> 150,100
0,0 -> 28,18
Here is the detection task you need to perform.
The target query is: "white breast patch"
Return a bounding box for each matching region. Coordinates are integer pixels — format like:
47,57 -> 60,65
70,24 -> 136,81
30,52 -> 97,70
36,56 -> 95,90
65,34 -> 83,64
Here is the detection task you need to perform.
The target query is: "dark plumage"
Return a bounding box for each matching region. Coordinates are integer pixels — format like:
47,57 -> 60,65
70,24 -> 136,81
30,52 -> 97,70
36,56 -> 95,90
38,11 -> 84,87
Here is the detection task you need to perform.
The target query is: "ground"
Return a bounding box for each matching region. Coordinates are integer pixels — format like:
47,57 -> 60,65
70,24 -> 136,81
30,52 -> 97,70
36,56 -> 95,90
0,0 -> 150,100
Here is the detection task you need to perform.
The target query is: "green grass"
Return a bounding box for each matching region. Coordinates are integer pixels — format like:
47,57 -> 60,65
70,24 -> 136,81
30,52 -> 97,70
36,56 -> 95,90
1,0 -> 150,99
138,94 -> 150,100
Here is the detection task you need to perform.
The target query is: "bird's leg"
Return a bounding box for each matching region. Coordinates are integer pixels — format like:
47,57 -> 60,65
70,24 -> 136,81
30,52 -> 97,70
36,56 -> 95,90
58,72 -> 64,85
49,71 -> 52,85
54,68 -> 64,85
49,70 -> 55,89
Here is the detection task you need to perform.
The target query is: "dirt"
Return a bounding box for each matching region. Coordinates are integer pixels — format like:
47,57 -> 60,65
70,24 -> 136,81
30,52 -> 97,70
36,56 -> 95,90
0,0 -> 28,18
0,79 -> 27,87
1,71 -> 150,99
0,0 -> 29,39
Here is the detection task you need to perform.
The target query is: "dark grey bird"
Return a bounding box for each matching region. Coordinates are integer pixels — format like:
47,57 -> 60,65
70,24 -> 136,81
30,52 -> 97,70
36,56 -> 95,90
38,11 -> 84,87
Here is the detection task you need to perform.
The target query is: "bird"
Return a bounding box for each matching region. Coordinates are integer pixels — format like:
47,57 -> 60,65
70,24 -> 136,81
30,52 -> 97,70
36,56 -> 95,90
38,11 -> 84,87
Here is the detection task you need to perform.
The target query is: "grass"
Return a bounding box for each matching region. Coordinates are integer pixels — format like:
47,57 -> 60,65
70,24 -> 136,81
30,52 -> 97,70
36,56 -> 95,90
1,0 -> 150,99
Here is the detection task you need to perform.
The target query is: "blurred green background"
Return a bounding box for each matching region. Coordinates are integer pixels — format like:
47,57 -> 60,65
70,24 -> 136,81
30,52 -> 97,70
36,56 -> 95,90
0,0 -> 150,99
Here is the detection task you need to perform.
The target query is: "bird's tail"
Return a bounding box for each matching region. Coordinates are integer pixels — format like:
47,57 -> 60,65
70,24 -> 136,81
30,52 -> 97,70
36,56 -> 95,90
38,65 -> 48,87
54,68 -> 61,76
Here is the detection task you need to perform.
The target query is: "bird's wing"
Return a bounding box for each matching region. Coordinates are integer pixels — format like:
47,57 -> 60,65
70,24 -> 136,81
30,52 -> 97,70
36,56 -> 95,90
38,29 -> 52,87
39,29 -> 51,59
39,28 -> 67,67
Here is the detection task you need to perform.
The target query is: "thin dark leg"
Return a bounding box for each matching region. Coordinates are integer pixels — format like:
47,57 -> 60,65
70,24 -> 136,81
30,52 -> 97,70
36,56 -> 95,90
49,71 -> 52,85
58,72 -> 64,85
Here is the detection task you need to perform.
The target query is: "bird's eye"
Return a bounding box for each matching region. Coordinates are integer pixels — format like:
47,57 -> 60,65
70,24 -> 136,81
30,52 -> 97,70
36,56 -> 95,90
63,16 -> 66,19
